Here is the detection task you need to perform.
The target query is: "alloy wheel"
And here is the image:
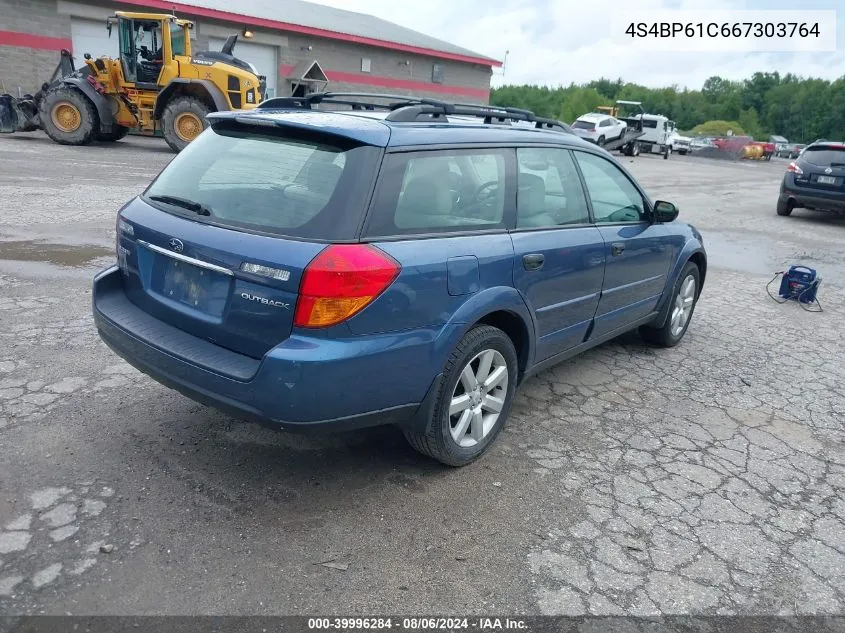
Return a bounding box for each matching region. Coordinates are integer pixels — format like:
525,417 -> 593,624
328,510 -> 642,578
448,349 -> 509,448
670,274 -> 696,337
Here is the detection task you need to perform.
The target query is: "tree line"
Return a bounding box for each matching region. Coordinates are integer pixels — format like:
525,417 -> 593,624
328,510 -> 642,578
490,72 -> 845,142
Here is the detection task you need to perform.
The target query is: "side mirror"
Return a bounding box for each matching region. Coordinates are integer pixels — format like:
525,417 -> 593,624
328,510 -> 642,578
653,200 -> 678,223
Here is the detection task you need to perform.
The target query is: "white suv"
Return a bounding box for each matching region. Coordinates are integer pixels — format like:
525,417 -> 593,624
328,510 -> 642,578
570,113 -> 627,146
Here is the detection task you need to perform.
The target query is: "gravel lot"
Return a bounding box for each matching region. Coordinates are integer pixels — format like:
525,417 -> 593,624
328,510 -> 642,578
0,132 -> 844,617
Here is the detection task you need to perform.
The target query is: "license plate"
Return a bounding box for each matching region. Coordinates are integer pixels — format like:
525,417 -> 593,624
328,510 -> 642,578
161,259 -> 209,308
817,175 -> 837,185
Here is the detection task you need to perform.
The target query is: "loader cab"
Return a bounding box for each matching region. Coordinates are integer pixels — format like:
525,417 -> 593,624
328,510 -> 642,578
113,13 -> 189,88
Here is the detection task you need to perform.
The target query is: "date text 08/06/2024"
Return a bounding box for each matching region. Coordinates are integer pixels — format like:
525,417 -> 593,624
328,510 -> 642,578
307,617 -> 529,630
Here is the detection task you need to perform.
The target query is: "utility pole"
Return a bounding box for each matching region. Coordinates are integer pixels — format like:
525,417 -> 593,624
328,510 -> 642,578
499,50 -> 509,77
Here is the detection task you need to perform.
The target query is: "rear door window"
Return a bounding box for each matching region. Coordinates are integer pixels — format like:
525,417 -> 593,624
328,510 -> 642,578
365,148 -> 510,237
144,124 -> 381,240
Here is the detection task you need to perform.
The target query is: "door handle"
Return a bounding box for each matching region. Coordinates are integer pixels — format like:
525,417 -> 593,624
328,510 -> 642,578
522,253 -> 545,271
611,243 -> 625,256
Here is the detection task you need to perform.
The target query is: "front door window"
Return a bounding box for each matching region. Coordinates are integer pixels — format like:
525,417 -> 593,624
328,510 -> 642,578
573,152 -> 647,223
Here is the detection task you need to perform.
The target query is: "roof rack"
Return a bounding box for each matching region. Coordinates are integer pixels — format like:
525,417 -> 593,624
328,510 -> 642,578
256,92 -> 571,132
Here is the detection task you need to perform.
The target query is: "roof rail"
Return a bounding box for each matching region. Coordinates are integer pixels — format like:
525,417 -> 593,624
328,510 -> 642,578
257,92 -> 571,132
386,102 -> 570,132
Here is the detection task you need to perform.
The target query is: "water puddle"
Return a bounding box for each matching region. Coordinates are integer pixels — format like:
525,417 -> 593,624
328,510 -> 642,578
701,232 -> 780,275
0,240 -> 112,267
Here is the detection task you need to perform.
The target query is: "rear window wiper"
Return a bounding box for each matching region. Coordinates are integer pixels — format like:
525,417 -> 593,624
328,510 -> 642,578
148,194 -> 212,216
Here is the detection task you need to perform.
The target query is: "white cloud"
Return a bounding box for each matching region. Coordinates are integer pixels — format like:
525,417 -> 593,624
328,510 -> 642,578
305,0 -> 845,88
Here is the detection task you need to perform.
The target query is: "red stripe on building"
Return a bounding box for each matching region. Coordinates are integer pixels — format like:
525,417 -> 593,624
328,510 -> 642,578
117,0 -> 501,67
325,70 -> 490,99
280,64 -> 490,100
0,30 -> 73,51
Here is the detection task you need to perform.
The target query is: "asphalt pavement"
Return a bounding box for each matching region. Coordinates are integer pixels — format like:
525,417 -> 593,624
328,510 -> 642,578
0,133 -> 844,617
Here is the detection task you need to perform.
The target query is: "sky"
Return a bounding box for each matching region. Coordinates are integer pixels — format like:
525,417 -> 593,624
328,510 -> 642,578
305,0 -> 844,89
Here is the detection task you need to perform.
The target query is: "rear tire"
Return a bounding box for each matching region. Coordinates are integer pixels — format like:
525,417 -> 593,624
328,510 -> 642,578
777,197 -> 794,216
162,96 -> 211,153
39,87 -> 98,146
403,325 -> 518,467
640,261 -> 700,348
597,135 -> 605,146
96,125 -> 130,142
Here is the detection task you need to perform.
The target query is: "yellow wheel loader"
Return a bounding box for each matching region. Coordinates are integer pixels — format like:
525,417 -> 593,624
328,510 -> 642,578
0,11 -> 265,152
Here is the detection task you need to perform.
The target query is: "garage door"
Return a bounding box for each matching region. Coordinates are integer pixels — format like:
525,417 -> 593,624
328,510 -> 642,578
208,37 -> 278,98
71,18 -> 119,64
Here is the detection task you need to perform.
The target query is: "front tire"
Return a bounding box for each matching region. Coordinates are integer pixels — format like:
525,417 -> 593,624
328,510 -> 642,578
403,325 -> 518,467
39,87 -> 98,146
640,261 -> 700,348
162,96 -> 211,153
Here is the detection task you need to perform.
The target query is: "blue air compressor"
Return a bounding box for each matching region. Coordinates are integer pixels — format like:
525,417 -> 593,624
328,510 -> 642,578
767,266 -> 823,312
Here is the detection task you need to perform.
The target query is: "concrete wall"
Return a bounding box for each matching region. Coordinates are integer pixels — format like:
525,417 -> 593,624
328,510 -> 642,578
0,0 -> 72,94
0,0 -> 492,102
192,16 -> 492,102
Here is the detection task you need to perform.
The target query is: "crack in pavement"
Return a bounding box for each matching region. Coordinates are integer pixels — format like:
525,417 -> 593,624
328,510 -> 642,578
514,271 -> 845,615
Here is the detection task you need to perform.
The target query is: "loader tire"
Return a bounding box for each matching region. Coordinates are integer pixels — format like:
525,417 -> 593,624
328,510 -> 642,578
162,96 -> 211,153
97,125 -> 130,142
39,87 -> 99,146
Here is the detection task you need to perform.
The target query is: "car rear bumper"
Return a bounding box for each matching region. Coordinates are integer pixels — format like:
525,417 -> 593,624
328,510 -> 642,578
780,188 -> 845,213
93,266 -> 445,432
571,131 -> 598,143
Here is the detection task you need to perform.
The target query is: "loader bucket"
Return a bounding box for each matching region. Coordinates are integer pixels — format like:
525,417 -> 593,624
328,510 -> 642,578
0,95 -> 19,134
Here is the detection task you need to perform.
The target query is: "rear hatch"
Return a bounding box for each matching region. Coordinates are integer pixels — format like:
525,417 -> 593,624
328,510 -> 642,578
570,119 -> 597,138
795,143 -> 845,194
116,115 -> 384,359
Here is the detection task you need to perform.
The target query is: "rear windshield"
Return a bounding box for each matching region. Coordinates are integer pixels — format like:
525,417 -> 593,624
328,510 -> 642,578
143,123 -> 381,240
571,120 -> 596,129
801,145 -> 845,167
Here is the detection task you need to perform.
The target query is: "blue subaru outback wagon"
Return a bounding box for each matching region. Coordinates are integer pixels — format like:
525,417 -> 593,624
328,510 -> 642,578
93,93 -> 706,466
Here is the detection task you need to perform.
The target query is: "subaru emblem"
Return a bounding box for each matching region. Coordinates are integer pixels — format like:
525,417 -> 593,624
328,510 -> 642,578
168,238 -> 184,253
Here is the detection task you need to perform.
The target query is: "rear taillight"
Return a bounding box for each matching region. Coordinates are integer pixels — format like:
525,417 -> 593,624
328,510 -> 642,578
787,162 -> 803,175
294,244 -> 400,328
116,216 -> 132,272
